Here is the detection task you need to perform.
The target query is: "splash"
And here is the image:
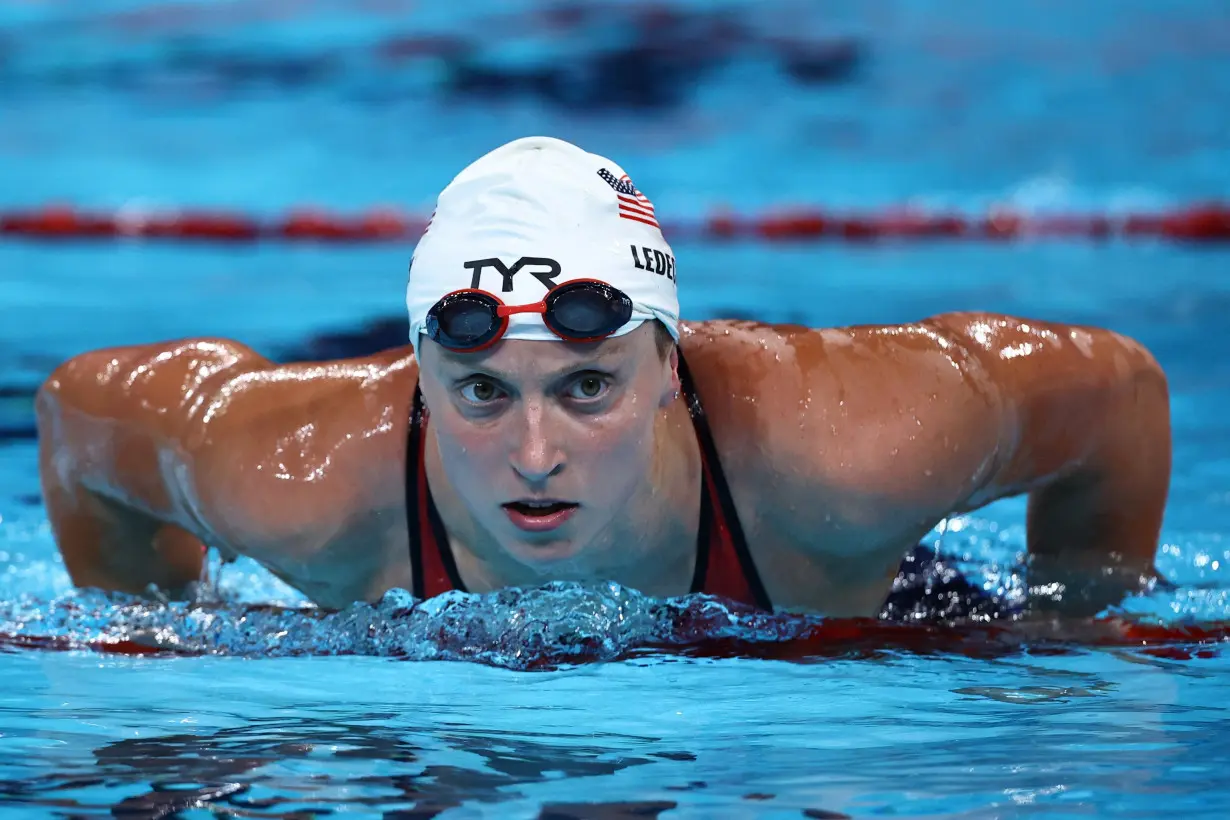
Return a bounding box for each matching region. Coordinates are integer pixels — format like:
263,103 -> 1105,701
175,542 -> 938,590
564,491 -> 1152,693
0,579 -> 1224,671
0,582 -> 787,670
0,510 -> 1224,671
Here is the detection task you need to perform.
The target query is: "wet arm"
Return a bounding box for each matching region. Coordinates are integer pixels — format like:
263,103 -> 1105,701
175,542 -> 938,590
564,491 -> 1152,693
35,340 -> 265,597
931,314 -> 1172,617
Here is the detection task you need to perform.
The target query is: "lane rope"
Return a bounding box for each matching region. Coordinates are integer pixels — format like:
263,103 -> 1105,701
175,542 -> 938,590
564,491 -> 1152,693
3,203 -> 1229,244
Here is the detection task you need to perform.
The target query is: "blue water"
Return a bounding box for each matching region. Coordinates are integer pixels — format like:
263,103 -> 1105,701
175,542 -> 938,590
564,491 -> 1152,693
2,1 -> 1229,817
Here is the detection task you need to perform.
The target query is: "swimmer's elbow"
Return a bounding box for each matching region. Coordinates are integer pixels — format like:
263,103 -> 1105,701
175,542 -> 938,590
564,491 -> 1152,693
36,340 -> 268,513
927,313 -> 1171,505
35,355 -> 107,475
34,371 -> 64,439
1114,331 -> 1169,400
36,354 -> 88,420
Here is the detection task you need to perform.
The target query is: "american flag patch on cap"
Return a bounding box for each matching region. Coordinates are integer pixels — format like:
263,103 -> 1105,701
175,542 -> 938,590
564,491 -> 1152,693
597,168 -> 659,228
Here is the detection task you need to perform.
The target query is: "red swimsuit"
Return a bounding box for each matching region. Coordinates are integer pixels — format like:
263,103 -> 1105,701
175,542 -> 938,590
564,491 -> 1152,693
404,353 -> 774,610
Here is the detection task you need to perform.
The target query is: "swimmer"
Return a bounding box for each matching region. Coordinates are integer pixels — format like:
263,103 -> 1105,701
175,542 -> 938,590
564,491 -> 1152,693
35,137 -> 1172,618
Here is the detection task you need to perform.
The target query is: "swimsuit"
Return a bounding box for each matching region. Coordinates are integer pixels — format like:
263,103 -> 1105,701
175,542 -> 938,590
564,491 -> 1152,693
404,352 -> 775,609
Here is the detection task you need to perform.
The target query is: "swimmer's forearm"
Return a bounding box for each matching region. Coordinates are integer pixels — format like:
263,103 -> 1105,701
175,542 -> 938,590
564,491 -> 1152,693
42,476 -> 206,598
36,376 -> 207,597
1022,353 -> 1171,617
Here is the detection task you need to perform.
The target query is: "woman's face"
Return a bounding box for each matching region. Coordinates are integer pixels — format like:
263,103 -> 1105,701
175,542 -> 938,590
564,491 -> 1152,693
418,323 -> 677,573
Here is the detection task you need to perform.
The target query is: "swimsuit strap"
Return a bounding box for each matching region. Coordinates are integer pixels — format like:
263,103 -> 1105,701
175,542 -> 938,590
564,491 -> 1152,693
406,382 -> 467,599
677,352 -> 773,610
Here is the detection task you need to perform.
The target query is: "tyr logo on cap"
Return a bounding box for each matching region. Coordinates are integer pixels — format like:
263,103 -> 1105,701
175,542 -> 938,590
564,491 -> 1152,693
464,257 -> 561,292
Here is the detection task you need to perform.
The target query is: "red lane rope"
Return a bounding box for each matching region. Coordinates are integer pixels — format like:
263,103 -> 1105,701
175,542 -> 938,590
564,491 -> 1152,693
2,203 -> 1230,244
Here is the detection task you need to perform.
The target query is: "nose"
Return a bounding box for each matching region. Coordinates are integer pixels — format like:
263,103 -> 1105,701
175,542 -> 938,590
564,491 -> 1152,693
509,399 -> 565,485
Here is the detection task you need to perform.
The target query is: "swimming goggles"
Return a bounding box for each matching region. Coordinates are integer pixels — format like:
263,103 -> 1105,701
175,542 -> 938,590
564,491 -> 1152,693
424,279 -> 635,352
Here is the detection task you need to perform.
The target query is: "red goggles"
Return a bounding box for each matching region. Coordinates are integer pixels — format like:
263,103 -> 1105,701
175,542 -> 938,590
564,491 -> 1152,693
424,279 -> 635,352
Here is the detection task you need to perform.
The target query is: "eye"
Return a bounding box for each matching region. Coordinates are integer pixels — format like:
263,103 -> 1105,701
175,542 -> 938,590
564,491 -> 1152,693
565,375 -> 609,401
459,379 -> 503,404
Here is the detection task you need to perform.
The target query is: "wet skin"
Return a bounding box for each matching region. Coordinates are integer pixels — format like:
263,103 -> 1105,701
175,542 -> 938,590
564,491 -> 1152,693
35,314 -> 1171,617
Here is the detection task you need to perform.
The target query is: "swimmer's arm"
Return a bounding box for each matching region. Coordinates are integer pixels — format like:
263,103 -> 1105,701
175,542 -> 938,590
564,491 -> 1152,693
35,339 -> 268,597
929,313 -> 1172,617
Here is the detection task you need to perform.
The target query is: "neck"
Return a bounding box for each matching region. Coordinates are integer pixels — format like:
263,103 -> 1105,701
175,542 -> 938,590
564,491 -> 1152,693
424,399 -> 701,599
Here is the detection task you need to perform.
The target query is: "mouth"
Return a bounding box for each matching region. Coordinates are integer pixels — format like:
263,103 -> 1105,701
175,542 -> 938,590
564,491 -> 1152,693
502,500 -> 579,533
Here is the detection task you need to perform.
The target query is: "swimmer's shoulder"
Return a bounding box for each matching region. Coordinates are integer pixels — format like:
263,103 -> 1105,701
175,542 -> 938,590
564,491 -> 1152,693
678,310 -> 1162,501
675,317 -> 860,485
41,336 -> 419,420
174,340 -> 420,501
675,316 -> 1009,520
39,337 -> 421,521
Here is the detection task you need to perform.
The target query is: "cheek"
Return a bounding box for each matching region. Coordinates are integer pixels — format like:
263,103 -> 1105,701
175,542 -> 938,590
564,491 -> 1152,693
573,403 -> 658,487
432,416 -> 504,487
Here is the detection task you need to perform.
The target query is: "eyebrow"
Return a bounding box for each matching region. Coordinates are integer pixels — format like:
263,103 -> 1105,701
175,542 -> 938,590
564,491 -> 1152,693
440,346 -> 625,383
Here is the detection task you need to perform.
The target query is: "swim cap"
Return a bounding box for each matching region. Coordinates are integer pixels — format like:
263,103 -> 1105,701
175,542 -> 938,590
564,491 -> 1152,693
406,136 -> 679,354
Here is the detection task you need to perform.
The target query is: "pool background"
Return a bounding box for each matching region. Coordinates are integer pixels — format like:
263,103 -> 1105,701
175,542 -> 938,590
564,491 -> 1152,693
1,0 -> 1229,817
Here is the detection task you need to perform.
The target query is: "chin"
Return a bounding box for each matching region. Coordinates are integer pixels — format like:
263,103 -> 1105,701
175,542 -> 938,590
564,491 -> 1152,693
503,535 -> 587,569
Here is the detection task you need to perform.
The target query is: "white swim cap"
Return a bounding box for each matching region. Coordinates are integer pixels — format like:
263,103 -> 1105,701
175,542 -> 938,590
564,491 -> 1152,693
406,136 -> 679,354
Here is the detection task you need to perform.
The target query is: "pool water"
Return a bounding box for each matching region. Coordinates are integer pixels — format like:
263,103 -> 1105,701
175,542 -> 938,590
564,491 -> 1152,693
2,1 -> 1229,817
